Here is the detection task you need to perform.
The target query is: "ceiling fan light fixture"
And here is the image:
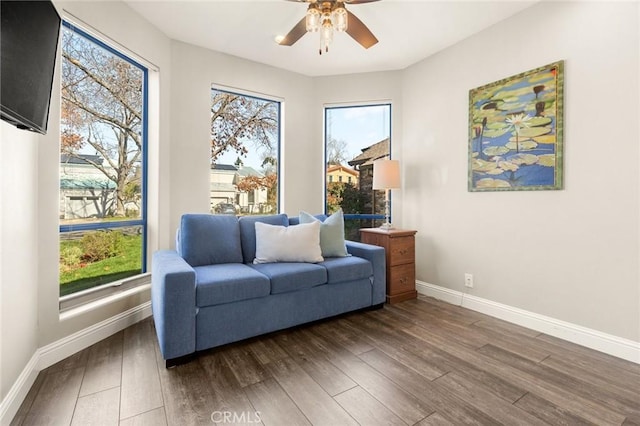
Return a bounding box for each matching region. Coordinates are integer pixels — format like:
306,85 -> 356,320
332,4 -> 348,32
305,4 -> 320,32
320,17 -> 333,52
279,0 -> 379,54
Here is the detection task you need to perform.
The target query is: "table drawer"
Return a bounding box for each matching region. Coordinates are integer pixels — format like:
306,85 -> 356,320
389,236 -> 415,266
388,263 -> 415,295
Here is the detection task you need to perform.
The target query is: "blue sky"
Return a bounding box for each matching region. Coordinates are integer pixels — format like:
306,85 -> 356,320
217,139 -> 273,170
326,104 -> 391,163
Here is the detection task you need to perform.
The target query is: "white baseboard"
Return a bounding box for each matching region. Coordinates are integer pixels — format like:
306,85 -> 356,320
39,301 -> 152,369
0,352 -> 40,426
416,281 -> 640,364
0,302 -> 152,426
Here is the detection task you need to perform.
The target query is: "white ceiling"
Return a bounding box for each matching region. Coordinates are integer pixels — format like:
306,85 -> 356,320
125,0 -> 537,77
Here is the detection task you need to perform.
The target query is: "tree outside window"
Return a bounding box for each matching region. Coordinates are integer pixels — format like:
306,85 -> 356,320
59,23 -> 147,297
210,88 -> 280,215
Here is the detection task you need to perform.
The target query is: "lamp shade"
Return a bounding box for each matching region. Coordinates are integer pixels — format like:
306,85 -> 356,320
372,159 -> 400,190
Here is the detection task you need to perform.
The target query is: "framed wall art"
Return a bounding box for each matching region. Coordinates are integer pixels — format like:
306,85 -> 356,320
468,60 -> 564,191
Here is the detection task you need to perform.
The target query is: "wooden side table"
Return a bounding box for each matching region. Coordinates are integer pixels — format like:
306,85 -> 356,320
360,228 -> 417,304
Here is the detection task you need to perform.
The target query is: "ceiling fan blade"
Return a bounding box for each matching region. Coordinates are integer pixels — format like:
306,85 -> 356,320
345,10 -> 378,49
279,17 -> 307,46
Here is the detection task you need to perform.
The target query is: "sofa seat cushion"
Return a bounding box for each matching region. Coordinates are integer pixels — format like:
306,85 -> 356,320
321,256 -> 373,284
195,264 -> 270,307
249,262 -> 327,295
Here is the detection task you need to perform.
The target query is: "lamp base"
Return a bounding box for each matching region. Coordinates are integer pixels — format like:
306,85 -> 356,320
379,222 -> 395,230
380,195 -> 394,230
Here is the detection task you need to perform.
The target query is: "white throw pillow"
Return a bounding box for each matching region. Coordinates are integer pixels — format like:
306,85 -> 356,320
299,210 -> 349,257
253,221 -> 323,264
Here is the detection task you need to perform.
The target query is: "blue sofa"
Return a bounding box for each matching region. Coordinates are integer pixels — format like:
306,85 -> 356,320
151,213 -> 386,366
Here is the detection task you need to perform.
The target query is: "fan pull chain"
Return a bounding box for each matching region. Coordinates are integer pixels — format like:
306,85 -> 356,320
319,35 -> 330,55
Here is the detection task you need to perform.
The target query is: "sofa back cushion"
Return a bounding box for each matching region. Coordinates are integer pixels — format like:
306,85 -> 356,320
288,214 -> 327,226
299,210 -> 349,258
180,214 -> 243,267
238,214 -> 289,263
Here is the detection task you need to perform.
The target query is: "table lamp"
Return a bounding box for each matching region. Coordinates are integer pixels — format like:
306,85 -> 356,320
372,159 -> 400,230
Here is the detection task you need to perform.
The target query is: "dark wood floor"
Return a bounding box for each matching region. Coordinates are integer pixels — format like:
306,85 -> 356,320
11,296 -> 640,425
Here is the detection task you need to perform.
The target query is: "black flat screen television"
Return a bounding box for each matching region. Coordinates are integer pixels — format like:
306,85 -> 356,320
1,0 -> 61,135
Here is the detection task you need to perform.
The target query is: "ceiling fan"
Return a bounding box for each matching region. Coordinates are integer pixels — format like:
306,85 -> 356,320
278,0 -> 380,55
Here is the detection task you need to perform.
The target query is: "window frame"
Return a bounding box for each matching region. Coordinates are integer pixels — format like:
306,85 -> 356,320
58,20 -> 149,310
323,102 -> 393,223
210,85 -> 283,214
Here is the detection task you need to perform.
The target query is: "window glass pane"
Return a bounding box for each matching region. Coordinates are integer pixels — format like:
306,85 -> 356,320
59,23 -> 146,297
210,88 -> 280,215
325,104 -> 391,240
60,227 -> 143,296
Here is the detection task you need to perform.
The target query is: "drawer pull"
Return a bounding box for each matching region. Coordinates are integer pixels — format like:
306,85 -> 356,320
398,249 -> 408,255
400,277 -> 407,284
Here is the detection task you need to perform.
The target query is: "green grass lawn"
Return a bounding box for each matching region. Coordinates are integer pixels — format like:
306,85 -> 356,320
60,234 -> 142,296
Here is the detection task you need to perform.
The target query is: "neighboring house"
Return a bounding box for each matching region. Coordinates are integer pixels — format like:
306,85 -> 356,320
59,154 -> 115,220
210,163 -> 238,208
326,164 -> 358,186
210,164 -> 269,214
348,138 -> 390,170
348,138 -> 390,215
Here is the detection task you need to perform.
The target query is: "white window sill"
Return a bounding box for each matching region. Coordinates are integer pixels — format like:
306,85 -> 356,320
59,273 -> 151,321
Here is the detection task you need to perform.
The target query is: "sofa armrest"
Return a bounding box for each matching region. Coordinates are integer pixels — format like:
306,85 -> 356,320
345,241 -> 386,305
151,250 -> 197,361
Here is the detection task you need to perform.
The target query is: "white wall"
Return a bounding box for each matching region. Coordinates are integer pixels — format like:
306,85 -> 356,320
0,0 -> 173,405
401,1 -> 639,342
0,124 -> 40,401
168,41 -> 317,235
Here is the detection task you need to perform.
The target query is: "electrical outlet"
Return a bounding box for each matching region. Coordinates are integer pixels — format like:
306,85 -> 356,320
464,273 -> 474,288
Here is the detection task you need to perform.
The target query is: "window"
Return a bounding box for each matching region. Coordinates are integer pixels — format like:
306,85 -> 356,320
210,87 -> 280,215
325,104 -> 391,240
59,22 -> 148,300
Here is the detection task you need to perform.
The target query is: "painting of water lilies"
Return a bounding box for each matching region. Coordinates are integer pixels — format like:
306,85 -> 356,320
468,61 -> 564,191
